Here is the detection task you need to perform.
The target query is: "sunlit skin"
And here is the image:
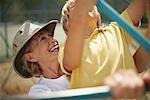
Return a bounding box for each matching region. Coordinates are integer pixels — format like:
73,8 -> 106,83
65,1 -> 101,36
24,30 -> 63,79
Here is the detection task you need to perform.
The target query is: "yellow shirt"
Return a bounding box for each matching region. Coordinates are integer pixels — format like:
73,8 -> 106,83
59,10 -> 138,89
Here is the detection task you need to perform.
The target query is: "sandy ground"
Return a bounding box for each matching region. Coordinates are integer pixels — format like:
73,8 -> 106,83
0,61 -> 36,96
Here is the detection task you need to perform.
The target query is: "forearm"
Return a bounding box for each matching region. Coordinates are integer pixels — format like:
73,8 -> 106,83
134,46 -> 150,73
128,0 -> 146,26
63,0 -> 98,71
134,26 -> 150,73
64,12 -> 85,71
63,36 -> 84,71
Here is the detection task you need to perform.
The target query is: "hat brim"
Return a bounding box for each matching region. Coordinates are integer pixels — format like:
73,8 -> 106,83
13,20 -> 58,78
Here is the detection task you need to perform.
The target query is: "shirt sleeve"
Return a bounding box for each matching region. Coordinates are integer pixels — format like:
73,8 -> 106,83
120,9 -> 142,55
58,47 -> 71,75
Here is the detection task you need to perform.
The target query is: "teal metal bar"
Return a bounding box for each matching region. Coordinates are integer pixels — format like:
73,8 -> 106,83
29,86 -> 112,99
1,86 -> 150,99
97,0 -> 150,52
0,86 -> 111,99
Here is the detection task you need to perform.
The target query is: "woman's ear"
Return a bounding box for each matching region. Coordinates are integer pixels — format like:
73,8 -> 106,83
24,53 -> 38,63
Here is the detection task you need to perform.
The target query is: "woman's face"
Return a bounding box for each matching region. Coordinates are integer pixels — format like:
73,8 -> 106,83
29,30 -> 59,69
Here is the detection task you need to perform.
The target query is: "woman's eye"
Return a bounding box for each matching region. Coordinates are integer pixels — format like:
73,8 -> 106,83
40,36 -> 47,41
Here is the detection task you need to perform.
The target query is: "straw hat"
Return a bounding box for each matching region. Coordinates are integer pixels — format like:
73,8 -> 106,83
13,20 -> 58,78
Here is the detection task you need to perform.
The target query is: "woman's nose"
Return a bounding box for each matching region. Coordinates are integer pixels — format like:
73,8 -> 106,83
48,38 -> 57,45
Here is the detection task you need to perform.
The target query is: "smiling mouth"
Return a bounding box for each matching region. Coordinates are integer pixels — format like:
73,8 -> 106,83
50,45 -> 59,52
49,42 -> 59,52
